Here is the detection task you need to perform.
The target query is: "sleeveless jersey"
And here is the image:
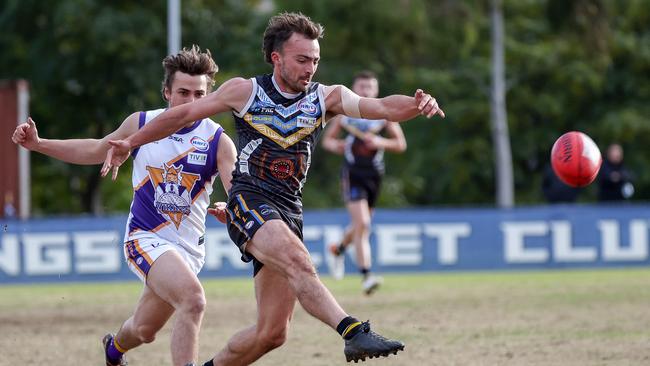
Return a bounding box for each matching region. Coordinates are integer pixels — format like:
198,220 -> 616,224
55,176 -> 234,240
230,74 -> 326,216
342,116 -> 387,175
125,108 -> 223,253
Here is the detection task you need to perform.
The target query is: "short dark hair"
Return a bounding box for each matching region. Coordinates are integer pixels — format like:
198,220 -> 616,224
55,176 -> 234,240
161,45 -> 219,101
262,12 -> 324,64
353,70 -> 377,82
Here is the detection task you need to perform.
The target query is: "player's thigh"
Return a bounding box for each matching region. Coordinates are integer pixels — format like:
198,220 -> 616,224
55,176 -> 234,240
132,285 -> 175,330
146,250 -> 204,308
246,219 -> 309,272
255,265 -> 297,329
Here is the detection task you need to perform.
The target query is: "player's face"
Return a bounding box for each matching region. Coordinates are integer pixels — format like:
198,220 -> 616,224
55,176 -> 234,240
352,77 -> 379,98
607,144 -> 623,163
273,33 -> 320,93
164,71 -> 209,108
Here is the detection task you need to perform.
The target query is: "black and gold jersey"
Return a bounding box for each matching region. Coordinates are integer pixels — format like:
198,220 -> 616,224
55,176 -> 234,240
230,74 -> 326,216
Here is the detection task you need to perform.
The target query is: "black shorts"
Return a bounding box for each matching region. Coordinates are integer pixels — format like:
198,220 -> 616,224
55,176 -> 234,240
226,189 -> 303,276
341,168 -> 382,208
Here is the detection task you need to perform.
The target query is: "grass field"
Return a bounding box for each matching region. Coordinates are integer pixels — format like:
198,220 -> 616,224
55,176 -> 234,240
2,268 -> 650,365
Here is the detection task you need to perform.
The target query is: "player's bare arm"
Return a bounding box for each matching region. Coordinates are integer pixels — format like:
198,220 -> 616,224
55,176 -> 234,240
121,77 -> 251,149
377,121 -> 407,153
321,115 -> 346,155
101,77 -> 253,179
323,84 -> 445,122
207,132 -> 237,224
11,113 -> 138,165
215,132 -> 237,194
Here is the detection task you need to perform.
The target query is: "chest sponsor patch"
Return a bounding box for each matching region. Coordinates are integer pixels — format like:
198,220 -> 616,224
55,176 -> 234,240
297,116 -> 317,128
298,99 -> 317,115
190,136 -> 209,151
188,152 -> 207,166
169,135 -> 184,143
251,115 -> 274,124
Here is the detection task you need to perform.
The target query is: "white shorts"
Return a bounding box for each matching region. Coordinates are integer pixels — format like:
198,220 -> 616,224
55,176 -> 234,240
123,234 -> 205,282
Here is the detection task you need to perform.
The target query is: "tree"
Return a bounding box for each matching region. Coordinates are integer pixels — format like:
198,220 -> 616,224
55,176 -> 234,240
0,0 -> 266,214
490,0 -> 514,208
2,0 -> 648,214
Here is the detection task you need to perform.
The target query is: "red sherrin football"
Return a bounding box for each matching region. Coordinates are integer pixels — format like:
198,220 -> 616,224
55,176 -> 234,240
551,131 -> 602,187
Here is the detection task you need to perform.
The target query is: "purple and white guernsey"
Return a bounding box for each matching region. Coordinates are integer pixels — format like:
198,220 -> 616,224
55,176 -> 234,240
124,109 -> 223,254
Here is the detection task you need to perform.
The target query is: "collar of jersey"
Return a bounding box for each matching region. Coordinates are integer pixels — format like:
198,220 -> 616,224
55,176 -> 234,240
176,119 -> 203,134
271,73 -> 301,100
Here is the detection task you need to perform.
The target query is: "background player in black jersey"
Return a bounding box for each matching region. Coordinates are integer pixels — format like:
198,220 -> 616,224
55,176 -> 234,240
101,12 -> 444,364
322,71 -> 407,295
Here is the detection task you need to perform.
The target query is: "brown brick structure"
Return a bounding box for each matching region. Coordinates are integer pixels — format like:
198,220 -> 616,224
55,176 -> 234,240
0,80 -> 29,219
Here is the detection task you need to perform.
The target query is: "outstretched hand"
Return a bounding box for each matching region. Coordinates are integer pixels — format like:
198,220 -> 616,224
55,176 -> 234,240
11,117 -> 40,150
100,140 -> 132,181
414,89 -> 445,119
207,201 -> 228,224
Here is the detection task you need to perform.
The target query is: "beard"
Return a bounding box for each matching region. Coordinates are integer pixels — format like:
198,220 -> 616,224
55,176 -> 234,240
280,66 -> 309,93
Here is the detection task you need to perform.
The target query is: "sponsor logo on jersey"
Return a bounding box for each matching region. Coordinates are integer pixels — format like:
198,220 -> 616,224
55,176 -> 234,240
251,115 -> 274,124
298,99 -> 317,115
169,135 -> 184,143
190,136 -> 209,151
188,152 -> 207,166
297,116 -> 317,128
242,86 -> 322,148
245,220 -> 255,229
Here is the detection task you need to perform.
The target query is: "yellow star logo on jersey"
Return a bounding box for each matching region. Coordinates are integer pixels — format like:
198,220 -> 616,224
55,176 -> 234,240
146,163 -> 201,229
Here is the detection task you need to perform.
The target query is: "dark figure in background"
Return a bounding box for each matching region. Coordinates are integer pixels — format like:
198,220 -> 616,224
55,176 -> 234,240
542,163 -> 580,203
598,143 -> 634,201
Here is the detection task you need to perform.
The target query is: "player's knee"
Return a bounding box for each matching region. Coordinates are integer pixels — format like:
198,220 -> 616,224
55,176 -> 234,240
285,245 -> 316,278
134,324 -> 158,344
353,218 -> 371,233
179,289 -> 207,317
257,326 -> 288,351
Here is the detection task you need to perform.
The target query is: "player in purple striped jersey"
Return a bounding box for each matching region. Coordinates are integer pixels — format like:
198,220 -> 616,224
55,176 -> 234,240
12,45 -> 236,366
101,12 -> 444,364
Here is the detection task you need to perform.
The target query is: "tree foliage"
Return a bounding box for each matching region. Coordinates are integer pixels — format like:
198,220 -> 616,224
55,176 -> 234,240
1,0 -> 648,214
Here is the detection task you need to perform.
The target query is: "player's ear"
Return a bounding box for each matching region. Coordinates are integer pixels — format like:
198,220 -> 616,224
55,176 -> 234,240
163,87 -> 171,102
271,51 -> 281,65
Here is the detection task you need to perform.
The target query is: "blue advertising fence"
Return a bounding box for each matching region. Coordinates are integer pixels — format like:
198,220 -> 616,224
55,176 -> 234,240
1,204 -> 648,283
